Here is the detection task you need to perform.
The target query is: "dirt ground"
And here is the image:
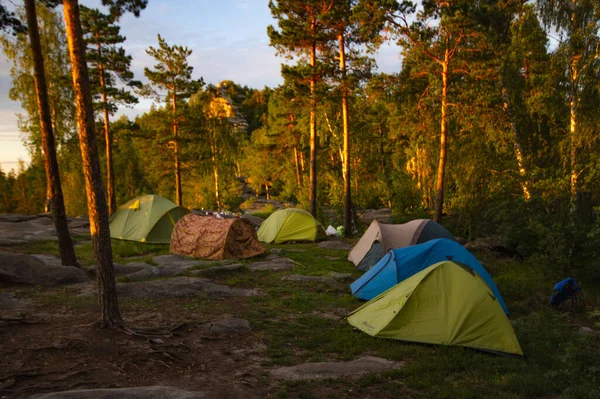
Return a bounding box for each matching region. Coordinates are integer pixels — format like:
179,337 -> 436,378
1,293 -> 272,399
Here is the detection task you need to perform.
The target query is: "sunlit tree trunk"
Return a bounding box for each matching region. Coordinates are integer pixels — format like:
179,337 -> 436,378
309,17 -> 317,217
96,37 -> 116,215
293,145 -> 301,187
502,88 -> 531,201
339,33 -> 352,236
63,0 -> 123,328
210,120 -> 221,209
171,91 -> 182,206
25,0 -> 79,267
433,44 -> 449,223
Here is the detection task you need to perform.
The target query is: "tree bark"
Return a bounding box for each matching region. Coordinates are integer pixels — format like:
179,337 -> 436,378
97,39 -> 116,215
171,91 -> 182,206
211,120 -> 221,209
25,0 -> 79,267
339,33 -> 351,237
293,144 -> 301,187
308,18 -> 318,217
501,88 -> 531,201
63,0 -> 123,328
433,45 -> 449,223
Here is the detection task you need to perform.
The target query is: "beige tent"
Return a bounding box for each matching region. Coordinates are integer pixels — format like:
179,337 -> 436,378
348,219 -> 455,271
170,214 -> 266,260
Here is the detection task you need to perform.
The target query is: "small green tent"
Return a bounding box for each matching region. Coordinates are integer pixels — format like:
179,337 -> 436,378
109,195 -> 189,244
257,208 -> 325,244
347,260 -> 523,356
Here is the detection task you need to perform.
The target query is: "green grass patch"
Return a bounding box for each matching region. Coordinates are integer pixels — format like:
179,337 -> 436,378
5,233 -> 600,398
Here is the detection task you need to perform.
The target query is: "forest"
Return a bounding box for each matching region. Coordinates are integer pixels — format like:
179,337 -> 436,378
1,0 -> 599,276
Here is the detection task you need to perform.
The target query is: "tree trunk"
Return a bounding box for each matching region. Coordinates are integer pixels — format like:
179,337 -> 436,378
433,46 -> 449,223
171,92 -> 182,206
25,0 -> 79,267
339,33 -> 351,237
44,181 -> 52,212
308,19 -> 318,217
18,172 -> 29,214
63,0 -> 123,328
293,144 -> 301,187
568,73 -> 579,268
501,88 -> 531,201
211,122 -> 221,209
97,39 -> 116,215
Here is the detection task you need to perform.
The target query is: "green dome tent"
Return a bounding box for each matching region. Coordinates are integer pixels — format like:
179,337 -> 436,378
257,208 -> 325,244
347,260 -> 523,356
109,195 -> 189,244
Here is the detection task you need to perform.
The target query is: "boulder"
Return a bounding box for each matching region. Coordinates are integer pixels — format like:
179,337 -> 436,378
30,386 -> 207,399
115,277 -> 260,299
31,254 -> 63,268
270,356 -> 404,381
0,252 -> 89,287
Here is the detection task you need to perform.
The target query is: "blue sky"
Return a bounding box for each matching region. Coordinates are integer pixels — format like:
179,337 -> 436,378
0,0 -> 402,170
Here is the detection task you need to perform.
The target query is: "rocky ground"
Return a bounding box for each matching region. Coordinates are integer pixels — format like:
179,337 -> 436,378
0,213 -> 405,399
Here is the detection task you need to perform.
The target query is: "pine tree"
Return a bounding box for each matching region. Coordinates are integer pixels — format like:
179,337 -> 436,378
81,6 -> 140,215
143,34 -> 203,206
24,0 -> 79,267
537,0 -> 600,265
268,0 -> 334,217
62,0 -> 146,329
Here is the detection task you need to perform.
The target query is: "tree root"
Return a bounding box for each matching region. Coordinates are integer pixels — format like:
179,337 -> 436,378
118,322 -> 186,338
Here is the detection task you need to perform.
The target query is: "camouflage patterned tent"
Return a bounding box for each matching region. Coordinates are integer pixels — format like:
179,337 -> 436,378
170,214 -> 266,260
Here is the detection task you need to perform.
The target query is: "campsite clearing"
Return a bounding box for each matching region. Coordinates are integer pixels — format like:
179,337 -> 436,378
1,223 -> 600,398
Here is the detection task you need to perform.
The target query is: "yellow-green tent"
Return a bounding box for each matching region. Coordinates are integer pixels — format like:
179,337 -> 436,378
347,260 -> 523,356
257,208 -> 325,244
109,195 -> 189,244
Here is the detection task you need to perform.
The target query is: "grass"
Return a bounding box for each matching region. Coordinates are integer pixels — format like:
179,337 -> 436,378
203,243 -> 600,398
3,234 -> 600,397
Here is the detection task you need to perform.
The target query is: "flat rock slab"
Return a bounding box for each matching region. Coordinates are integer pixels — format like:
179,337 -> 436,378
0,214 -> 38,223
247,256 -> 295,272
88,262 -> 153,277
116,277 -> 260,299
190,263 -> 245,276
152,254 -> 201,268
317,240 -> 352,250
325,271 -> 354,282
123,263 -> 198,281
281,274 -> 342,287
0,252 -> 89,287
270,356 -> 405,381
31,254 -> 63,268
0,291 -> 34,311
200,317 -> 252,333
30,386 -> 207,399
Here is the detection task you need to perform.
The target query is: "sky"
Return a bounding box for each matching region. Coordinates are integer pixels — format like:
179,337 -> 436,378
0,0 -> 403,170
